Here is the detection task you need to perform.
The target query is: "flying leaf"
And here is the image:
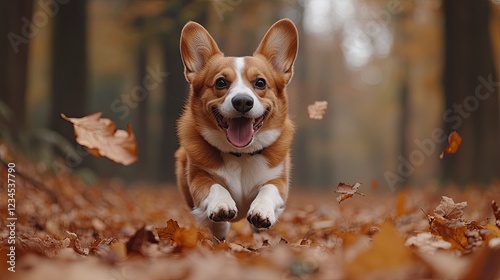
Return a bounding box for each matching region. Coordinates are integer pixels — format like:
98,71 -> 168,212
439,131 -> 462,159
307,101 -> 328,120
334,182 -> 364,203
61,112 -> 138,165
434,196 -> 467,220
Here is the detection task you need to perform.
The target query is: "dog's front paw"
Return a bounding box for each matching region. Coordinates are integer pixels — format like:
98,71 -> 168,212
247,204 -> 276,229
208,202 -> 237,222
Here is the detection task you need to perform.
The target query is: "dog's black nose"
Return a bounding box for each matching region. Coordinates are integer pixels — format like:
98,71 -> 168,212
231,95 -> 254,113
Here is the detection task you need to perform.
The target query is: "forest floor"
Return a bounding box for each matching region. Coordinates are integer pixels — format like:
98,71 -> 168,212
1,153 -> 500,280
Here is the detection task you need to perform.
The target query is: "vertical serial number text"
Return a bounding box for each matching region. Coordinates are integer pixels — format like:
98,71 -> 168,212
6,162 -> 17,272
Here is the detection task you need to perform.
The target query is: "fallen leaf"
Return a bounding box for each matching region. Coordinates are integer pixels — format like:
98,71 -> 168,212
65,231 -> 89,256
428,215 -> 467,250
405,232 -> 452,253
334,182 -> 364,203
396,191 -> 408,217
434,196 -> 467,220
156,219 -> 181,241
18,235 -> 71,257
126,226 -> 158,255
415,250 -> 469,279
463,246 -> 500,279
347,221 -> 413,278
107,240 -> 127,263
173,226 -> 199,250
439,131 -> 462,159
492,200 -> 500,229
483,224 -> 500,243
370,179 -> 379,191
61,112 -> 138,165
307,101 -> 328,120
429,196 -> 469,250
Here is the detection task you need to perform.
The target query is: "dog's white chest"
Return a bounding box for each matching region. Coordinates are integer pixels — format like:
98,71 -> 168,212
213,154 -> 283,208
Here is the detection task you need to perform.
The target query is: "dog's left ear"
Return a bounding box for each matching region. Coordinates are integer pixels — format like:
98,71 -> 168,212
254,19 -> 299,84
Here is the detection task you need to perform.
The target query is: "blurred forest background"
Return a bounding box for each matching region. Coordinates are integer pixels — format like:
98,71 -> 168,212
1,0 -> 499,190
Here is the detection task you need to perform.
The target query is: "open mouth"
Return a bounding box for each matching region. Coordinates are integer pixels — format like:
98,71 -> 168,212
213,109 -> 267,148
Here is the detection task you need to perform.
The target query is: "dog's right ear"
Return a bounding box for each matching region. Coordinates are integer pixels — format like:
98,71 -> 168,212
180,22 -> 222,83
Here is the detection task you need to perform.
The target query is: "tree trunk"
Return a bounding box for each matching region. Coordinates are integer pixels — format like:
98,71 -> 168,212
158,31 -> 188,182
442,0 -> 500,185
50,0 -> 88,141
135,45 -> 149,178
158,1 -> 207,182
0,0 -> 34,127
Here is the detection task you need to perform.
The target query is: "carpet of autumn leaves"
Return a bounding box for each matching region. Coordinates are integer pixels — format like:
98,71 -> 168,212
1,151 -> 500,279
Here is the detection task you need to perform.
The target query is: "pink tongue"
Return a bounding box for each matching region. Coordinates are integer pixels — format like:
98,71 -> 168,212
227,117 -> 254,147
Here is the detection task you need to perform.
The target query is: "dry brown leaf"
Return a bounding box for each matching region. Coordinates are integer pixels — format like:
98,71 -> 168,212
61,112 -> 138,165
126,226 -> 158,255
463,246 -> 500,279
307,101 -> 328,120
415,250 -> 469,279
434,196 -> 467,220
347,221 -> 413,278
429,196 -> 470,250
18,236 -> 71,257
396,191 -> 408,217
405,232 -> 452,253
156,219 -> 180,241
492,200 -> 500,229
439,131 -> 462,159
173,226 -> 199,250
483,224 -> 500,244
370,179 -> 379,191
107,240 -> 127,262
334,182 -> 364,203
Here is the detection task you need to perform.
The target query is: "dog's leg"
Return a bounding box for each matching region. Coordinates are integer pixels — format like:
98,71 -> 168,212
192,184 -> 237,240
247,184 -> 285,230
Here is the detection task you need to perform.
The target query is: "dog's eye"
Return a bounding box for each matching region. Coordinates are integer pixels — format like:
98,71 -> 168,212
254,78 -> 266,90
215,77 -> 228,90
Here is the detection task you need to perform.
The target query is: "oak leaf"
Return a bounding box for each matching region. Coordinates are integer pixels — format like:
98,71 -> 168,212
61,112 -> 138,165
334,182 -> 364,203
307,101 -> 328,120
439,131 -> 462,159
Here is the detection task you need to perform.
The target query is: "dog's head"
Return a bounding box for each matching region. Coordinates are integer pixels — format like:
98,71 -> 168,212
180,19 -> 298,154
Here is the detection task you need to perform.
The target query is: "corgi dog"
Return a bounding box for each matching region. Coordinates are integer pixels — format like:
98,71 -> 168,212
175,19 -> 298,241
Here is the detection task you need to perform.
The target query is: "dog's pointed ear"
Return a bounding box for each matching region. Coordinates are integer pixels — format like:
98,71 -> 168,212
180,22 -> 222,83
254,19 -> 298,84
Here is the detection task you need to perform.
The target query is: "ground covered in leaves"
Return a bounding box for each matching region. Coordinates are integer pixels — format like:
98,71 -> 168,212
1,157 -> 500,280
